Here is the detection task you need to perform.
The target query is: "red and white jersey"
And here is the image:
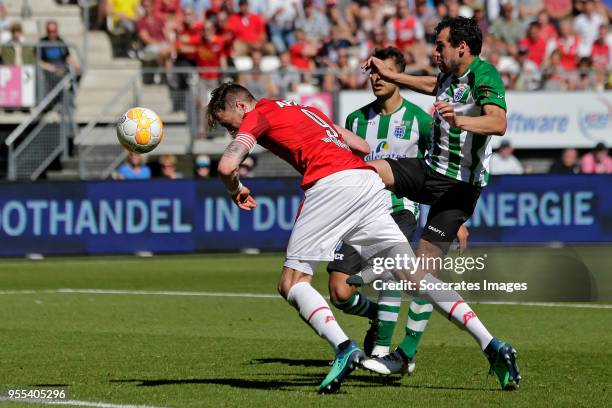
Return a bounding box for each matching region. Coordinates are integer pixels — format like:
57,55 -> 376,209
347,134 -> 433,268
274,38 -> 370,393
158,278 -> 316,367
386,17 -> 424,50
235,99 -> 372,190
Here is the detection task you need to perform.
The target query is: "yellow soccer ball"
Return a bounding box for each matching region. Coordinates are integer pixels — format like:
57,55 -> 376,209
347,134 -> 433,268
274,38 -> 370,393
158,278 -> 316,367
117,107 -> 164,154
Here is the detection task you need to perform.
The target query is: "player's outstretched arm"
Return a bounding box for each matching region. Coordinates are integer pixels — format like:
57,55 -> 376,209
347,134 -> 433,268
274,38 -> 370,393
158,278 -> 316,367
362,57 -> 437,96
218,139 -> 257,211
335,126 -> 370,158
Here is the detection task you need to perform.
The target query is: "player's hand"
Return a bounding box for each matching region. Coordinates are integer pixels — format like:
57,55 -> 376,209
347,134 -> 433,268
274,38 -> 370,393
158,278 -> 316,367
434,101 -> 460,128
232,185 -> 257,211
456,224 -> 469,255
362,57 -> 393,81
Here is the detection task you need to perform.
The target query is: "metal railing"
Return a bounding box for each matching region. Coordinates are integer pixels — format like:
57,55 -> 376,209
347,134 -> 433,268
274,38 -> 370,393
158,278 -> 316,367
5,72 -> 77,180
75,70 -> 141,180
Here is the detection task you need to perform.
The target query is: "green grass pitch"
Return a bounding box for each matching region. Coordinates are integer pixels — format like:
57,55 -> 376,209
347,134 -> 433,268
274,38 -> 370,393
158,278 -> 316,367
0,250 -> 610,407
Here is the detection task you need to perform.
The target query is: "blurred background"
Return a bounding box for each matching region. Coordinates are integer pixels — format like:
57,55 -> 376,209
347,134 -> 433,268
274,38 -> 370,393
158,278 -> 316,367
0,0 -> 610,259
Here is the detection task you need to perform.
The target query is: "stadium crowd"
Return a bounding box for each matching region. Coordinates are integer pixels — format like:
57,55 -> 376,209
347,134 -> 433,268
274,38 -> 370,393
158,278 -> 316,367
85,0 -> 612,94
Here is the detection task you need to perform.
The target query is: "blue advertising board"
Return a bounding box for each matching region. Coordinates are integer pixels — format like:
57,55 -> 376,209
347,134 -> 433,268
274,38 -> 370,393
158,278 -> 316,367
0,175 -> 610,256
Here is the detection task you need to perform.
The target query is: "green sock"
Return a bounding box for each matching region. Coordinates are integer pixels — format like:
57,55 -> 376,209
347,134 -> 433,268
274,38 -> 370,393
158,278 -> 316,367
398,298 -> 433,358
375,290 -> 401,346
331,292 -> 378,319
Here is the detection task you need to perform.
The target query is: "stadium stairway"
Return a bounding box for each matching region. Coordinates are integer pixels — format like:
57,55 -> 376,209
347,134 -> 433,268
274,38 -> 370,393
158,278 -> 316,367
4,0 -> 190,179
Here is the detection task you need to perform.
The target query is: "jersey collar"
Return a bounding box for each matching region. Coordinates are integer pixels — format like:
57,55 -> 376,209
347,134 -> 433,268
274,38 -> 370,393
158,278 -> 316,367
458,56 -> 481,78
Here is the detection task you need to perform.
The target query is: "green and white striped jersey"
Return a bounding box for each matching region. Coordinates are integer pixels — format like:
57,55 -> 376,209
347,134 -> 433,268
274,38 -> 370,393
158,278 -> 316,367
345,98 -> 432,215
427,57 -> 507,187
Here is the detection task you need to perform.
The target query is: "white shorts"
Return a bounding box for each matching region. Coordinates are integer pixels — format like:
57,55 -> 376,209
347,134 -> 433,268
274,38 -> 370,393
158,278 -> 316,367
284,169 -> 408,275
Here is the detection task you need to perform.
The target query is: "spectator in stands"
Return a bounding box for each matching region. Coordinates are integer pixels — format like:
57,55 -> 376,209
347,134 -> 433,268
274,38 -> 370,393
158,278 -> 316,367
232,0 -> 267,15
137,0 -> 174,83
385,0 -> 425,57
181,0 -> 208,18
174,6 -> 204,108
324,1 -> 354,41
226,0 -> 274,56
0,22 -> 35,65
517,0 -> 544,20
489,1 -> 525,55
581,142 -> 612,174
103,0 -> 140,37
541,49 -> 572,90
514,45 -> 542,90
574,0 -> 606,57
520,22 -> 548,67
158,154 -> 184,179
194,154 -> 211,178
591,23 -> 611,70
270,51 -> 300,98
295,0 -> 330,42
549,148 -> 581,174
490,140 -> 524,175
156,0 -> 183,22
289,28 -> 317,71
39,20 -> 81,95
319,24 -> 352,66
265,0 -> 300,53
323,47 -> 358,91
238,156 -> 256,178
196,20 -> 227,138
116,152 -> 152,180
543,0 -> 572,20
575,56 -> 599,89
238,50 -> 276,99
535,10 -> 557,41
471,3 -> 489,44
548,17 -> 580,71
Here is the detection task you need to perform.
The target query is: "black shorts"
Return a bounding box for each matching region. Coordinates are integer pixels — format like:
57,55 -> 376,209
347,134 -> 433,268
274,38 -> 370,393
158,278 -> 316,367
386,157 -> 482,253
327,210 -> 417,276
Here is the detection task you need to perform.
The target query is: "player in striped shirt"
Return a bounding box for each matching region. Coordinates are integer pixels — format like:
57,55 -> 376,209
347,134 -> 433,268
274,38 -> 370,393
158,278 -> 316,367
361,17 -> 520,390
326,47 -> 469,373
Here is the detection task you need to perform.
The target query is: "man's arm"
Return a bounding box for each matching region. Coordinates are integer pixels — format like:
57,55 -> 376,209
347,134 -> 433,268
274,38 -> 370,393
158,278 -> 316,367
450,103 -> 507,136
362,57 -> 437,95
435,102 -> 507,136
217,138 -> 257,211
335,125 -> 370,157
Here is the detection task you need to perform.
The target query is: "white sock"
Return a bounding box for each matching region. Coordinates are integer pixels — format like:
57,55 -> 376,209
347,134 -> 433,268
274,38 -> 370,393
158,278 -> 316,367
417,273 -> 493,350
287,282 -> 349,352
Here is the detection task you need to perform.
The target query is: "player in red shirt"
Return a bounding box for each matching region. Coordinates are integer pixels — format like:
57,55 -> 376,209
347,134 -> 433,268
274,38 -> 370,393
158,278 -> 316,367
208,83 -> 518,394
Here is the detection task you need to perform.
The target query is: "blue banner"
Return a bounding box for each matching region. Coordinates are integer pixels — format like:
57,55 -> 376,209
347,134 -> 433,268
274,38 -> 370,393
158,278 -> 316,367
0,175 -> 610,256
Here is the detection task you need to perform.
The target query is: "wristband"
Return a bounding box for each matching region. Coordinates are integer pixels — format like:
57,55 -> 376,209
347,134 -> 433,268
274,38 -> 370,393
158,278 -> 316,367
228,181 -> 243,196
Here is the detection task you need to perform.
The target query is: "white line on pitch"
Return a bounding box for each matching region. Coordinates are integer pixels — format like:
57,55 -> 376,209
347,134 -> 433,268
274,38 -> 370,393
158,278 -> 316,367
0,288 -> 611,309
0,397 -> 167,408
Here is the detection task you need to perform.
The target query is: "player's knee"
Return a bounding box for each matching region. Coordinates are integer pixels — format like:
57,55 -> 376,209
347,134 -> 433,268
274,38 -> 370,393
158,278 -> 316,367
278,267 -> 311,299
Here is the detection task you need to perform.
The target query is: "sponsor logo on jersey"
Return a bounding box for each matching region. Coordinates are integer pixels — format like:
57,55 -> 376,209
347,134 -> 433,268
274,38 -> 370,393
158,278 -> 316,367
374,141 -> 390,154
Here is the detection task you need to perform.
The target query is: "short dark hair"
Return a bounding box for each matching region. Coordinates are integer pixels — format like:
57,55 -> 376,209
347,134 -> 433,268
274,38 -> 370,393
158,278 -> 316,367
372,47 -> 406,72
207,82 -> 255,128
435,17 -> 483,56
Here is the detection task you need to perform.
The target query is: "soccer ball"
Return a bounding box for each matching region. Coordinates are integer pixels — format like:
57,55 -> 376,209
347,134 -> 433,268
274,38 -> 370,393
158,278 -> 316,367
116,107 -> 164,154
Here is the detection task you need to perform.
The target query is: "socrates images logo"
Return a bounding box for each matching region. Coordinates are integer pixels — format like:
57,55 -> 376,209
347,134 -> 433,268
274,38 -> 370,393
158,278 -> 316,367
578,97 -> 612,141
